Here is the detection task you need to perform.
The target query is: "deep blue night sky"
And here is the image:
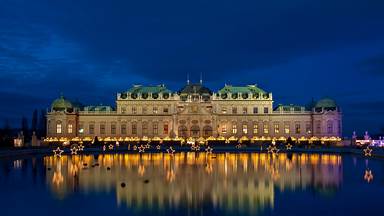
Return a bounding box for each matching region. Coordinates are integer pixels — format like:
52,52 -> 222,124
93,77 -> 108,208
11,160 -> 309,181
1,0 -> 384,136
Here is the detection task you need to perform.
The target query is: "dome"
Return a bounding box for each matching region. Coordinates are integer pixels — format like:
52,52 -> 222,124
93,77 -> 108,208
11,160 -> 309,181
51,95 -> 73,111
315,98 -> 337,108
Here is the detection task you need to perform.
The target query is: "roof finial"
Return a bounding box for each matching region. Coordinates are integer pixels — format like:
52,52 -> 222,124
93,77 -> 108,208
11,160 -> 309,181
187,73 -> 190,85
200,72 -> 203,85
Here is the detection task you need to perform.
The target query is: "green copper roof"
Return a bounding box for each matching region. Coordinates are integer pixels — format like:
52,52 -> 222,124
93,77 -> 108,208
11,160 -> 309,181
126,84 -> 172,94
275,104 -> 306,111
51,95 -> 73,111
315,98 -> 337,108
178,83 -> 212,95
218,85 -> 266,94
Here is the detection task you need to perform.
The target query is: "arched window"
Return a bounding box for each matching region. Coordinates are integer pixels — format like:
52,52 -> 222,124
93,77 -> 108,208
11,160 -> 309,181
327,120 -> 333,134
56,121 -> 62,134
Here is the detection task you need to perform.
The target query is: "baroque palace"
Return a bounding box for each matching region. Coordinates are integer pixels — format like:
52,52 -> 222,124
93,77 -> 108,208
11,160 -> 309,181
46,81 -> 342,142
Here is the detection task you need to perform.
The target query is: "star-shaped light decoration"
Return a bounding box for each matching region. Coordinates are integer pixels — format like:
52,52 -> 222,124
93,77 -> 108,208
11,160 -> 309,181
145,142 -> 151,149
70,146 -> 78,155
235,144 -> 242,149
364,169 -> 374,183
167,146 -> 176,155
138,145 -> 146,153
78,143 -> 85,151
286,143 -> 292,150
53,147 -> 64,158
191,144 -> 200,151
133,145 -> 138,151
205,146 -> 213,154
267,145 -> 279,156
156,145 -> 161,150
108,144 -> 114,150
363,146 -> 372,157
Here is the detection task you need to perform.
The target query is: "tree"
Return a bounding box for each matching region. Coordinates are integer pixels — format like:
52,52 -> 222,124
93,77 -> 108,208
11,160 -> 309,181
0,119 -> 13,147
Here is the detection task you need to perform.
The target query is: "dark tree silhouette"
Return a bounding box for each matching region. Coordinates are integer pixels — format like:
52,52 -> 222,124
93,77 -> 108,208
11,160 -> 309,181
0,119 -> 13,147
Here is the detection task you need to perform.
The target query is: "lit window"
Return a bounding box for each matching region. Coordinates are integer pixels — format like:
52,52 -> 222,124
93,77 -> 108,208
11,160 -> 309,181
274,123 -> 279,134
232,124 -> 237,134
56,122 -> 62,134
253,124 -> 258,134
222,125 -> 227,134
284,123 -> 290,134
89,124 -> 95,134
295,123 -> 300,134
68,124 -> 73,134
222,107 -> 227,114
153,107 -> 158,114
253,107 -> 258,114
242,124 -> 248,134
243,107 -> 247,114
263,122 -> 269,134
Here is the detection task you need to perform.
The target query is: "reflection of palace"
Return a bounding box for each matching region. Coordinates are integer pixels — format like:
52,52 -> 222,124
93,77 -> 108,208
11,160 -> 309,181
46,82 -> 342,140
45,153 -> 342,213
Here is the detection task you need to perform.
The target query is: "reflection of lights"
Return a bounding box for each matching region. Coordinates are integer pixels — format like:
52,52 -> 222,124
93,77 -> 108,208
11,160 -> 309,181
286,143 -> 292,150
167,146 -> 176,155
363,147 -> 372,157
138,145 -> 145,153
52,171 -> 64,186
364,169 -> 374,183
205,163 -> 213,174
53,147 -> 64,157
13,160 -> 22,169
70,146 -> 78,155
166,169 -> 175,182
267,145 -> 279,156
205,146 -> 213,154
138,165 -> 145,176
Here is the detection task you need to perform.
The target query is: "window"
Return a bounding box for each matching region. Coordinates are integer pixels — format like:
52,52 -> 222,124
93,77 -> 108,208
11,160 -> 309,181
242,107 -> 247,114
232,107 -> 237,114
56,121 -> 62,134
253,123 -> 258,134
68,124 -> 73,134
222,125 -> 227,134
222,107 -> 227,114
142,107 -> 147,114
284,123 -> 290,134
89,124 -> 95,134
153,107 -> 158,114
253,107 -> 258,114
153,123 -> 158,135
242,124 -> 248,134
163,123 -> 168,135
111,124 -> 116,134
327,120 -> 333,134
264,107 -> 269,114
163,107 -> 169,113
100,124 -> 106,135
132,107 -> 137,114
121,107 -> 126,114
316,120 -> 321,133
274,123 -> 279,134
142,122 -> 148,135
295,123 -> 300,134
121,124 -> 127,135
306,122 -> 311,134
263,122 -> 269,134
232,124 -> 237,134
132,123 -> 137,135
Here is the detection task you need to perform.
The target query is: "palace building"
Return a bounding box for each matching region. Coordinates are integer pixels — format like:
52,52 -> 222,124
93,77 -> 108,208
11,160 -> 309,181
46,82 -> 342,141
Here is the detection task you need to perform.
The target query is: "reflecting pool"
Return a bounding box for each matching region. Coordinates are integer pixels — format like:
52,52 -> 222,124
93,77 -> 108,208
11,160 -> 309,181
1,153 -> 383,215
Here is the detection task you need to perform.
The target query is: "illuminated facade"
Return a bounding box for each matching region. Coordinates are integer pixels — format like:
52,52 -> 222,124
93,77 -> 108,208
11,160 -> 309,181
46,82 -> 342,140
